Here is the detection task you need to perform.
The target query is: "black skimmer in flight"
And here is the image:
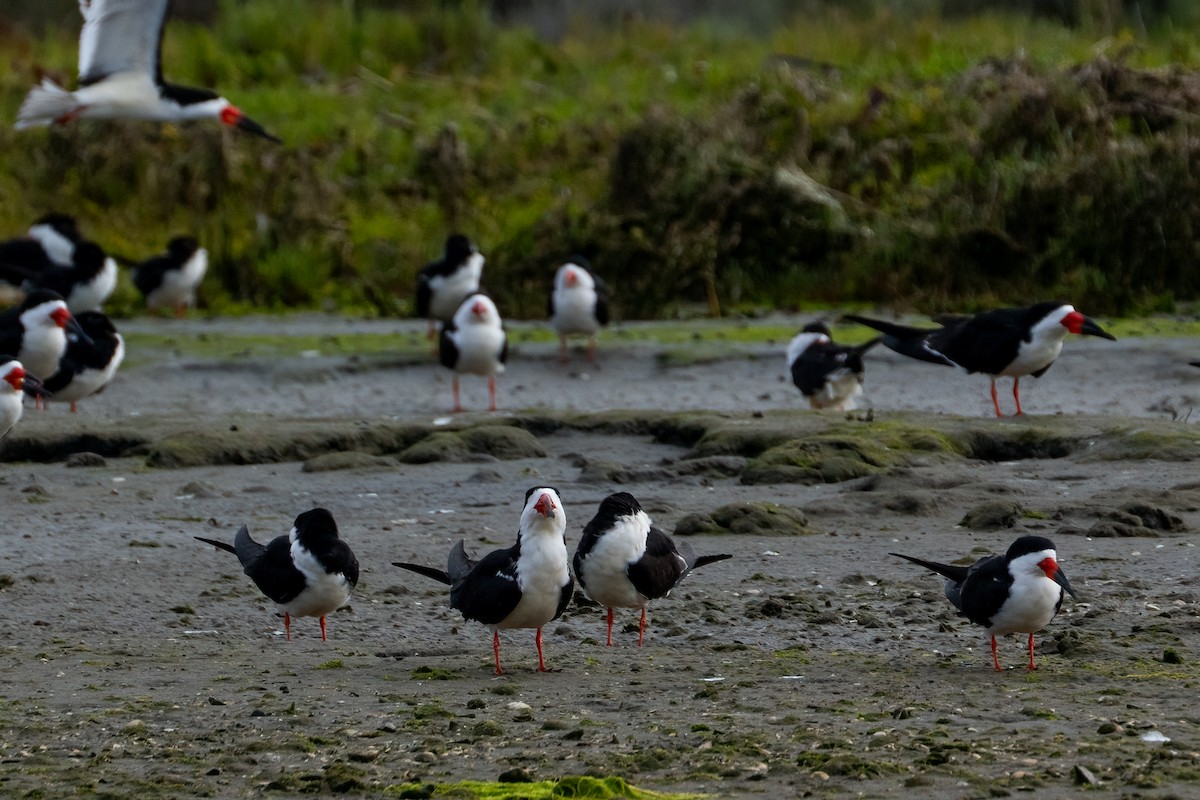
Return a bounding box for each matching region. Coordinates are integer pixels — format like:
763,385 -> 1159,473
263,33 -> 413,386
195,508 -> 359,641
439,293 -> 507,412
573,492 -> 731,647
43,311 -> 124,412
16,0 -> 280,142
844,302 -> 1115,417
786,322 -> 880,411
132,236 -> 207,316
549,257 -> 610,363
416,234 -> 484,338
0,359 -> 46,439
394,487 -> 573,675
26,241 -> 118,313
891,535 -> 1077,671
0,290 -> 88,383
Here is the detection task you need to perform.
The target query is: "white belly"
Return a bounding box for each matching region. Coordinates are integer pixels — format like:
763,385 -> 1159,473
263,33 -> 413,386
451,326 -> 506,376
551,288 -> 599,336
283,540 -> 354,617
988,576 -> 1061,635
147,251 -> 207,310
0,392 -> 22,438
68,258 -> 118,312
19,325 -> 66,379
498,539 -> 568,629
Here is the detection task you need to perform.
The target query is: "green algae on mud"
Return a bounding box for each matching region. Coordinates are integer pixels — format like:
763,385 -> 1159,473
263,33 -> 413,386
383,777 -> 708,799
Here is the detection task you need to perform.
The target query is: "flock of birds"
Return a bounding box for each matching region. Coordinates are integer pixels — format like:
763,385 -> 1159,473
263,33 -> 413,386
193,489 -> 1075,675
2,0 -> 1097,675
0,212 -> 207,438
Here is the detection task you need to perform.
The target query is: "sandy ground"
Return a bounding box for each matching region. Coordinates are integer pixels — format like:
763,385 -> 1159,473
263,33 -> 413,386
0,315 -> 1198,799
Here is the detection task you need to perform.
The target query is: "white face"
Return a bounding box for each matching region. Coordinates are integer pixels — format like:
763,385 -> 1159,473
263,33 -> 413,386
556,264 -> 595,292
520,487 -> 566,537
454,293 -> 502,328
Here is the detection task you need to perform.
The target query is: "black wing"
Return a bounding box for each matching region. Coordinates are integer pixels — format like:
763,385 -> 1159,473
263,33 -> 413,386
449,541 -> 523,626
626,526 -> 688,600
842,314 -> 957,367
790,341 -> 864,396
891,551 -> 972,612
592,271 -> 611,326
438,321 -> 459,369
0,239 -> 52,282
415,274 -> 433,318
957,555 -> 1012,629
132,254 -> 172,296
233,526 -> 307,605
393,562 -> 451,584
555,574 -> 574,620
930,309 -> 1030,376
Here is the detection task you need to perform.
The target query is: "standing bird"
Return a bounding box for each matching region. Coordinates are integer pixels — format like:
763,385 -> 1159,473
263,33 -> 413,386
844,302 -> 1116,417
415,234 -> 484,338
16,0 -> 280,142
439,293 -> 507,412
43,311 -> 124,412
132,235 -> 207,317
574,492 -> 731,647
393,487 -> 573,675
891,535 -> 1076,671
549,257 -> 610,363
27,213 -> 84,268
0,290 -> 87,383
787,322 -> 880,411
194,508 -> 359,641
26,241 -> 118,313
0,359 -> 46,439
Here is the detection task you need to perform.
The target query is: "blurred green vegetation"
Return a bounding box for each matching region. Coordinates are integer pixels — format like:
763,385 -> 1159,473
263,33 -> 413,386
2,1 -> 1200,319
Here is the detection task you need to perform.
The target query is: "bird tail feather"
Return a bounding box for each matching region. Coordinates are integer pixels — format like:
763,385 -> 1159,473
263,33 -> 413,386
15,79 -> 76,129
392,561 -> 452,585
890,552 -> 969,583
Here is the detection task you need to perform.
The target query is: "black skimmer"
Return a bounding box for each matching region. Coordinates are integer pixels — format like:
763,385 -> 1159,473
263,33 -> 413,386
195,508 -> 359,641
393,487 -> 573,675
26,241 -> 118,313
43,311 -> 124,412
16,0 -> 280,142
0,359 -> 46,439
891,535 -> 1077,671
416,234 -> 484,338
573,492 -> 731,647
0,290 -> 87,383
844,302 -> 1116,417
132,235 -> 207,316
786,322 -> 881,411
439,293 -> 507,412
27,213 -> 84,267
549,257 -> 610,363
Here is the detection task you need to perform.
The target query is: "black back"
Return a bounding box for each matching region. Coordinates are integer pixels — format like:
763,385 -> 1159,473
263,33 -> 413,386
43,311 -> 120,393
447,539 -> 524,626
159,83 -> 219,107
293,508 -> 360,586
133,236 -> 199,295
30,242 -> 108,295
0,239 -> 51,283
930,302 -> 1068,376
231,508 -> 358,605
416,234 -> 475,318
790,340 -> 866,397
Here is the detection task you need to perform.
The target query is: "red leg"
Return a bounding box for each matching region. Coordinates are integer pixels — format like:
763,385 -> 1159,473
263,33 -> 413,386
320,615 -> 328,641
990,635 -> 1001,671
559,336 -> 569,364
638,607 -> 647,647
493,630 -> 503,675
452,375 -> 462,413
175,303 -> 187,320
535,627 -> 547,672
1027,632 -> 1036,671
284,612 -> 292,641
1012,377 -> 1024,416
54,106 -> 87,125
587,335 -> 597,363
70,401 -> 78,413
487,375 -> 497,412
990,379 -> 1003,418
605,608 -> 614,647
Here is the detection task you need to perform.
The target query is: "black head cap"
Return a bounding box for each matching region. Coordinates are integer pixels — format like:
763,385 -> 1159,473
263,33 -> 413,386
596,492 -> 643,518
167,236 -> 200,258
20,288 -> 66,310
34,213 -> 82,242
1006,535 -> 1056,560
72,242 -> 107,274
802,321 -> 832,337
294,508 -> 340,540
445,234 -> 475,263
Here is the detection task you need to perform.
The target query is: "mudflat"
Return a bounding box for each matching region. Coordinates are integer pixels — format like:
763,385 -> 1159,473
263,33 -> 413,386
0,316 -> 1197,798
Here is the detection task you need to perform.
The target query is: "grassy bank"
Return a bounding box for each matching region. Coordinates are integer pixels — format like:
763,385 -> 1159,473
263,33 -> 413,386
2,2 -> 1200,319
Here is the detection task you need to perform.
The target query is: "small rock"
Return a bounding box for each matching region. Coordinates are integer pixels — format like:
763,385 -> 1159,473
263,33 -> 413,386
959,500 -> 1023,529
413,751 -> 437,763
65,452 -> 106,468
507,701 -> 533,720
122,719 -> 146,733
1097,722 -> 1122,735
207,697 -> 226,706
497,768 -> 534,783
1073,765 -> 1100,786
178,480 -> 219,498
1162,648 -> 1183,664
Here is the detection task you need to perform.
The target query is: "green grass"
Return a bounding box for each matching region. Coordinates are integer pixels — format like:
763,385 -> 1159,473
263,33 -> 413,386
3,2 -> 1200,318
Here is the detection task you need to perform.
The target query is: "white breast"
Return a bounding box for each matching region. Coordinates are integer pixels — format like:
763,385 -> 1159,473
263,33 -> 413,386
448,324 -> 506,376
147,250 -> 207,310
578,513 -> 651,609
551,285 -> 600,336
19,323 -> 66,379
0,390 -> 23,438
283,538 -> 354,618
1001,315 -> 1070,377
987,572 -> 1062,635
429,253 -> 484,321
500,534 -> 569,630
68,257 -> 118,312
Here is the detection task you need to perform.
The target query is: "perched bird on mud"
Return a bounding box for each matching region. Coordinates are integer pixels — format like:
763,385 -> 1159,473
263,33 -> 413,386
195,508 -> 359,641
26,241 -> 118,313
0,358 -> 46,438
415,234 -> 484,338
573,492 -> 731,647
394,487 -> 574,675
17,0 -> 280,141
0,291 -> 90,392
132,236 -> 207,317
439,293 -> 507,413
786,321 -> 880,411
891,535 -> 1076,671
844,303 -> 1115,417
549,257 -> 610,363
43,311 -> 124,412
